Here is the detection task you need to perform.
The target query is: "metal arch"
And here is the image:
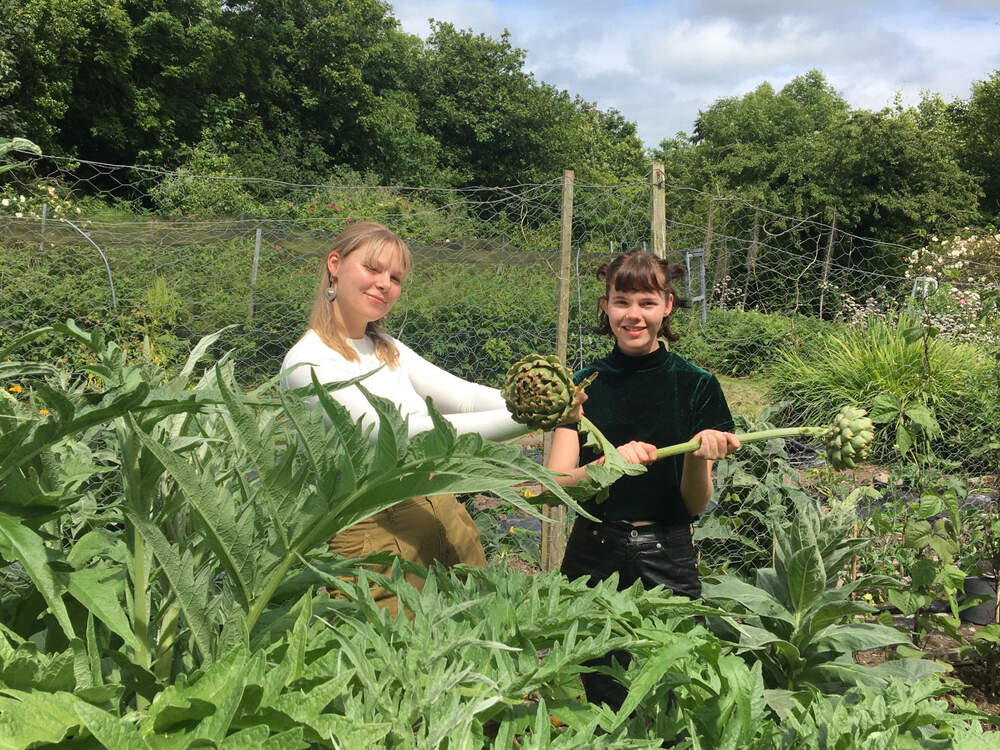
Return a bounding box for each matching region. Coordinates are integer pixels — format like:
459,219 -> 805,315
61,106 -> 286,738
60,218 -> 118,310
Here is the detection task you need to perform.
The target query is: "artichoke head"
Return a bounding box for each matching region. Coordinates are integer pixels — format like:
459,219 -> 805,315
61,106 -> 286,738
501,354 -> 596,431
824,406 -> 875,470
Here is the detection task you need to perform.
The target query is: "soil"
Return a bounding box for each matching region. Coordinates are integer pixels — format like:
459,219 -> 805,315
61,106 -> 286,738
855,620 -> 1000,716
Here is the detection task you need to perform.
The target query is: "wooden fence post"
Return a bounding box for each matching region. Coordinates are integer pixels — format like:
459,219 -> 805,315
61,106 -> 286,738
740,207 -> 760,311
249,227 -> 262,321
650,163 -> 666,259
818,210 -> 837,318
541,169 -> 574,572
702,198 -> 715,268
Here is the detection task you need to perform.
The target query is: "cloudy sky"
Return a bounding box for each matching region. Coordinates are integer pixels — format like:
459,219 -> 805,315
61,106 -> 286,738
390,0 -> 1000,148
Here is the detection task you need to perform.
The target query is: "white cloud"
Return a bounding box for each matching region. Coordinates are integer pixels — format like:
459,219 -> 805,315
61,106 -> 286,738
390,0 -> 1000,146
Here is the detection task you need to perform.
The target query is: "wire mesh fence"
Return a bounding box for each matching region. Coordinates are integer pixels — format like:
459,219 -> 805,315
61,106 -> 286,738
3,155 -> 999,576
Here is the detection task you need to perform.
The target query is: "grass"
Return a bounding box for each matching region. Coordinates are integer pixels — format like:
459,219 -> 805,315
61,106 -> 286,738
719,374 -> 771,420
767,316 -> 1000,467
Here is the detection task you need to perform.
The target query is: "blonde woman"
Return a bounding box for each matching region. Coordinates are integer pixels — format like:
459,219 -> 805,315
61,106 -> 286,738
281,221 -> 581,615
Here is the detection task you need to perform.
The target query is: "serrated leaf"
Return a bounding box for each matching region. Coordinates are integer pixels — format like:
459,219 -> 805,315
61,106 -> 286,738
0,515 -> 75,639
358,383 -> 409,476
73,700 -> 144,750
67,565 -> 141,652
126,514 -> 216,664
129,415 -> 253,609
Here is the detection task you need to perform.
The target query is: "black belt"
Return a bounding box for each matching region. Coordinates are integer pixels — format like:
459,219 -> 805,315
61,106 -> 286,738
574,516 -> 689,541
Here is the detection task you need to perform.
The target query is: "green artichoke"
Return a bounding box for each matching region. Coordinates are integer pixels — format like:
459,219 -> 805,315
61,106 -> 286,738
654,405 -> 876,472
501,354 -> 596,431
823,406 -> 875,470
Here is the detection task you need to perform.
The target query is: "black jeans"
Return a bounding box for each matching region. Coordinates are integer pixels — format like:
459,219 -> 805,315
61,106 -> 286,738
561,517 -> 700,711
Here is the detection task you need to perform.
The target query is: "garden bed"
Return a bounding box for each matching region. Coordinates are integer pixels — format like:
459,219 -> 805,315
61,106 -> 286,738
856,620 -> 1000,717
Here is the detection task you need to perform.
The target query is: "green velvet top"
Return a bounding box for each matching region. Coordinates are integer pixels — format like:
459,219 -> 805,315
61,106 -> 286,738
574,342 -> 734,525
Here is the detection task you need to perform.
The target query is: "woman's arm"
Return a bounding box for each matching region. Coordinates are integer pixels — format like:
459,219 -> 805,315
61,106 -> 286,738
283,333 -> 528,440
399,340 -> 509,412
397,339 -> 531,440
547,426 -> 658,486
680,430 -> 741,515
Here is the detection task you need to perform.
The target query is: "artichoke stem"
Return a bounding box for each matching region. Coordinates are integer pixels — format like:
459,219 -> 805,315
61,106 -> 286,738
655,426 -> 828,461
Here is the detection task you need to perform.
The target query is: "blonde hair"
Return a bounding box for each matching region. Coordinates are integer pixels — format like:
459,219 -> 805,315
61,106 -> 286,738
307,221 -> 413,367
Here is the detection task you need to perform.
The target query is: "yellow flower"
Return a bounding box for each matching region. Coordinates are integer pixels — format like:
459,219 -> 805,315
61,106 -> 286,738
8,385 -> 22,394
38,409 -> 49,416
509,526 -> 516,534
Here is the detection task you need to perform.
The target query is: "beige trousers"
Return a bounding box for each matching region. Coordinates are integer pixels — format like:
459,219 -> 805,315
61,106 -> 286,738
327,494 -> 486,617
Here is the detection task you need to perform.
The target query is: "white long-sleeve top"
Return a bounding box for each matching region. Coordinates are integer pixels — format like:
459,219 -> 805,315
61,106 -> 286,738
280,329 -> 526,441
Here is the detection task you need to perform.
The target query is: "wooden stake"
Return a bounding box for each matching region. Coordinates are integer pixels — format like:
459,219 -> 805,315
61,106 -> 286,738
649,163 -> 666,259
819,210 -> 837,318
740,207 -> 760,311
541,169 -> 574,572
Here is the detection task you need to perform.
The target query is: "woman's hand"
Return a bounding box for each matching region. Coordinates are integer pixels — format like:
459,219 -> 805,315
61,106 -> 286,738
691,430 -> 741,461
608,440 -> 658,465
561,388 -> 588,425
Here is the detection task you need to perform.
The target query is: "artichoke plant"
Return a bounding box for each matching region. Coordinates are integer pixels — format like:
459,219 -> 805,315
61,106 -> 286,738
501,354 -> 596,431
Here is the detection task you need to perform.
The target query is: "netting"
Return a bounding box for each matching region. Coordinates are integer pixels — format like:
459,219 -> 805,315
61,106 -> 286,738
3,155 -> 998,576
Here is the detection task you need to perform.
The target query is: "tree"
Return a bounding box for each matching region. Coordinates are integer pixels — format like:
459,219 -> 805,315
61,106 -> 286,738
828,96 -> 980,245
954,70 -> 1000,220
667,70 -> 979,244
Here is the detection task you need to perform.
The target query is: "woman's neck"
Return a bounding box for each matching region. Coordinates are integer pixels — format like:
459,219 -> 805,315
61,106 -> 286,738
332,303 -> 368,339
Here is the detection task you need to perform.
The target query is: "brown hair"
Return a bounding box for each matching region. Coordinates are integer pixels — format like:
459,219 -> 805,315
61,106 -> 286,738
595,250 -> 688,342
307,221 -> 413,367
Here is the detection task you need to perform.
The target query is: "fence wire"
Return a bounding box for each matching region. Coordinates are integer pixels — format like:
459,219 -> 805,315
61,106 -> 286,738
3,155 -> 998,577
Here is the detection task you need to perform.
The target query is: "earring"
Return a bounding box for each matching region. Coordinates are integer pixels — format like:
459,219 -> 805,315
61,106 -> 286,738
325,280 -> 337,302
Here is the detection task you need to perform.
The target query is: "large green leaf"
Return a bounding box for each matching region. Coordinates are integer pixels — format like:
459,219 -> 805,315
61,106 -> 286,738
702,578 -> 794,624
0,384 -> 151,483
0,690 -> 82,748
73,700 -> 145,750
126,514 -> 217,664
0,515 -> 75,639
779,544 -> 826,619
67,565 -> 141,652
611,635 -> 695,729
817,623 -> 909,653
129,415 -> 254,609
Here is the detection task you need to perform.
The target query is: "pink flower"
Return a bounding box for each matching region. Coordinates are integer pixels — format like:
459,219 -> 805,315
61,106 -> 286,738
311,200 -> 317,206
346,217 -> 353,223
327,202 -> 335,208
288,202 -> 294,207
958,298 -> 967,305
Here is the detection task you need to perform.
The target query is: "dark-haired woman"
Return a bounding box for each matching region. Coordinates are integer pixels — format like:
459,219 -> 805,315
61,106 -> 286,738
547,249 -> 740,710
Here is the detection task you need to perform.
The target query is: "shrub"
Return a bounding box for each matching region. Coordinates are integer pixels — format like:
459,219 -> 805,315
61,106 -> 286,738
767,315 -> 1000,468
672,308 -> 837,377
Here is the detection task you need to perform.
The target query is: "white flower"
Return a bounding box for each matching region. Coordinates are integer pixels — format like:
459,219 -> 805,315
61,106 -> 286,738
18,195 -> 25,203
0,198 -> 8,207
14,212 -> 22,218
